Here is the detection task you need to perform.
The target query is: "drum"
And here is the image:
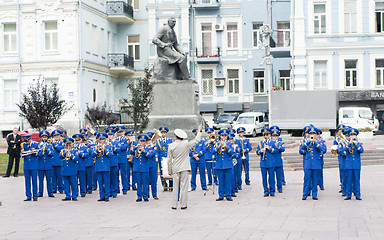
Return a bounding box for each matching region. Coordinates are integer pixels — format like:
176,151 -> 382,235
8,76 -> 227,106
161,157 -> 169,178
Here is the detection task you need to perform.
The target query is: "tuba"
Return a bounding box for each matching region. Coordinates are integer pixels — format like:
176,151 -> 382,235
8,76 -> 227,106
151,129 -> 161,145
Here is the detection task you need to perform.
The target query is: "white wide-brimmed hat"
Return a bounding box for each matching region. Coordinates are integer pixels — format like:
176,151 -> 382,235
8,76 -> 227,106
174,129 -> 187,139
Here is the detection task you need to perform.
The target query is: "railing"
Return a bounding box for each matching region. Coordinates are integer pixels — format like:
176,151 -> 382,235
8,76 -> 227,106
106,1 -> 134,19
193,0 -> 219,4
195,47 -> 221,58
108,53 -> 134,69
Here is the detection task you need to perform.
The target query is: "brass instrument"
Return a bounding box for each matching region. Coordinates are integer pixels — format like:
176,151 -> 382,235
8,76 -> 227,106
98,144 -> 105,153
330,145 -> 339,156
210,134 -> 217,141
151,129 -> 161,145
47,138 -> 52,144
331,130 -> 346,156
241,138 -> 246,160
138,147 -> 143,153
21,148 -> 39,157
127,140 -> 134,162
63,149 -> 71,161
220,141 -> 227,151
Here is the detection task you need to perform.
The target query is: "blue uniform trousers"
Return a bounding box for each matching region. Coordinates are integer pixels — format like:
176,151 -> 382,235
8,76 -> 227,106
97,171 -> 110,200
109,166 -> 118,197
242,159 -> 250,184
282,166 -> 286,184
234,162 -> 242,189
261,167 -> 275,195
205,160 -> 218,185
118,163 -> 128,193
135,172 -> 149,200
51,166 -> 63,193
231,167 -> 236,194
63,175 -> 78,199
92,166 -> 97,189
346,169 -> 361,198
303,169 -> 320,198
217,168 -> 232,199
38,169 -> 53,196
190,161 -> 207,190
340,169 -> 347,194
24,169 -> 38,200
85,166 -> 93,193
317,165 -> 324,189
128,161 -> 136,188
275,166 -> 283,192
78,170 -> 86,196
148,166 -> 158,198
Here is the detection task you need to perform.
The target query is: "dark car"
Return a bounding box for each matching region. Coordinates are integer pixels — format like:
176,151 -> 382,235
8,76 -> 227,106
212,113 -> 239,130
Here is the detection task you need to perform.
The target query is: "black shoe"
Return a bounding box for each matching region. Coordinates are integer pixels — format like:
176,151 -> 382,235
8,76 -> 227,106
144,199 -> 149,202
312,197 -> 318,200
72,198 -> 78,201
154,196 -> 159,200
264,194 -> 269,197
33,198 -> 38,201
24,198 -> 31,201
53,191 -> 57,194
92,188 -> 97,191
171,207 -> 177,210
132,187 -> 137,190
215,183 -> 219,186
104,198 -> 109,202
87,191 -> 92,194
339,190 -> 342,193
191,188 -> 196,191
181,207 -> 187,210
38,195 -> 43,198
98,199 -> 105,202
127,187 -> 130,191
49,195 -> 55,198
59,191 -> 64,194
62,198 -> 71,201
356,197 -> 362,200
231,194 -> 237,197
270,194 -> 275,197
342,194 -> 346,197
123,192 -> 127,195
216,198 -> 224,201
320,188 -> 325,190
238,187 -> 242,190
235,190 -> 238,193
13,174 -> 18,177
226,198 -> 233,201
136,199 -> 142,202
344,197 -> 351,200
202,188 -> 208,191
302,197 -> 307,200
81,195 -> 85,198
308,193 -> 311,196
278,191 -> 282,193
112,195 -> 117,198
2,175 -> 10,178
207,184 -> 212,186
282,182 -> 286,186
246,183 -> 250,185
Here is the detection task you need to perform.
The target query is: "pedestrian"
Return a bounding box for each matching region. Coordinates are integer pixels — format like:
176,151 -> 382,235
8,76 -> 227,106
3,127 -> 22,178
168,124 -> 202,210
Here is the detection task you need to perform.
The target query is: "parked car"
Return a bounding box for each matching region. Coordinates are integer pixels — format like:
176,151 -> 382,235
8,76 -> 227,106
212,113 -> 239,130
232,112 -> 266,137
338,107 -> 380,133
15,125 -> 66,142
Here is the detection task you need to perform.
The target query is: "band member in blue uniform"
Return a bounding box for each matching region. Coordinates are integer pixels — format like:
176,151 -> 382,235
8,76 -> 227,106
81,134 -> 94,194
203,127 -> 218,186
190,128 -> 207,191
21,134 -> 39,201
106,128 -> 119,198
115,126 -> 129,194
92,132 -> 112,202
50,130 -> 64,194
125,129 -> 137,190
271,129 -> 285,193
155,126 -> 173,190
316,129 -> 325,190
338,127 -> 351,196
299,127 -> 327,200
37,130 -> 54,198
60,138 -> 79,201
214,129 -> 235,201
235,127 -> 252,187
340,128 -> 364,200
74,134 -> 87,197
270,125 -> 286,185
228,133 -> 239,197
333,124 -> 346,194
129,134 -> 153,202
92,132 -> 100,190
146,133 -> 159,199
256,128 -> 276,197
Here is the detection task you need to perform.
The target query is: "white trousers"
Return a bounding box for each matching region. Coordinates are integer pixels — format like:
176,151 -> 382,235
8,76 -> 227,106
172,170 -> 189,208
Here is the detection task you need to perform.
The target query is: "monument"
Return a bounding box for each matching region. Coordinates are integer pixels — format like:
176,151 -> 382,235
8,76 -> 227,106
147,17 -> 202,130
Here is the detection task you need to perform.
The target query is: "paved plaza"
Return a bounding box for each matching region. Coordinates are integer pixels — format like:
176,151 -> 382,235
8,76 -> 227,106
1,165 -> 384,240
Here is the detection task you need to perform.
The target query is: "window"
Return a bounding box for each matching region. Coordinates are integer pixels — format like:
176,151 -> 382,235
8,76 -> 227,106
227,23 -> 238,49
44,21 -> 58,51
314,3 -> 326,34
201,69 -> 213,95
128,35 -> 140,60
376,1 -> 384,32
93,79 -> 97,103
277,22 -> 290,47
201,24 -> 212,56
343,110 -> 354,118
4,79 -> 18,108
227,69 -> 239,94
100,28 -> 105,56
314,60 -> 327,89
279,70 -> 291,90
92,25 -> 97,54
252,22 -> 263,48
3,23 -> 17,53
376,59 -> 384,86
253,70 -> 265,93
345,60 -> 357,87
344,0 -> 357,33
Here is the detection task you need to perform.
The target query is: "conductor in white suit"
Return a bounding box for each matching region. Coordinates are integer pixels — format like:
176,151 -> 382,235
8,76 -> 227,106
167,125 -> 202,210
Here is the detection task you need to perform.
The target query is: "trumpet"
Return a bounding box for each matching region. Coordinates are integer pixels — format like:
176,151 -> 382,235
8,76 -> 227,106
210,134 -> 217,141
98,144 -> 105,153
220,141 -> 227,151
309,135 -> 315,142
47,138 -> 52,144
351,137 -> 357,145
331,145 -> 339,156
63,149 -> 71,161
241,139 -> 246,160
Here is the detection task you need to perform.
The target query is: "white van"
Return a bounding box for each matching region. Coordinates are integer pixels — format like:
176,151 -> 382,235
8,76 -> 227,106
232,112 -> 266,137
338,107 -> 380,132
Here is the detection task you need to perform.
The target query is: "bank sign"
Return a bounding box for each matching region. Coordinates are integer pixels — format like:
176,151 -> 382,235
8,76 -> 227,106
339,90 -> 384,101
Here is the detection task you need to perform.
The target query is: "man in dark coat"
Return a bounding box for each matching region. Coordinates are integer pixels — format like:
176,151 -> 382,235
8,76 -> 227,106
3,127 -> 22,178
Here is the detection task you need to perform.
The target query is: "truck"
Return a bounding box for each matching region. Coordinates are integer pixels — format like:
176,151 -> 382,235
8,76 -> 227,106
270,90 -> 380,135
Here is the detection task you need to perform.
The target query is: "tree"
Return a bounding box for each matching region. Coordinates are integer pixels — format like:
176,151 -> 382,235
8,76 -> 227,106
85,103 -> 119,131
17,78 -> 70,130
121,68 -> 153,133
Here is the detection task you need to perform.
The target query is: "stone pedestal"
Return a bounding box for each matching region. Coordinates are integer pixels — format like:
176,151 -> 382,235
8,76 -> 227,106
153,58 -> 181,80
147,79 -> 202,131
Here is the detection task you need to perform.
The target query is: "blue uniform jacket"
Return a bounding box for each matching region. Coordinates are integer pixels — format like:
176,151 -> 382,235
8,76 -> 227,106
214,141 -> 234,170
235,138 -> 252,160
273,140 -> 285,167
190,140 -> 205,163
51,140 -> 64,167
299,140 -> 326,170
146,145 -> 158,168
38,143 -> 53,170
338,140 -> 348,170
256,139 -> 277,168
60,148 -> 79,176
77,143 -> 89,171
155,138 -> 173,161
129,146 -> 154,172
340,142 -> 364,169
22,141 -> 40,170
91,145 -> 113,172
115,137 -> 128,164
202,137 -> 216,161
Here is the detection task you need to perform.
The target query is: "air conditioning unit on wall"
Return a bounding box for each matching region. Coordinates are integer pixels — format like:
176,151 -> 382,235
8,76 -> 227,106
215,78 -> 225,87
215,24 -> 224,31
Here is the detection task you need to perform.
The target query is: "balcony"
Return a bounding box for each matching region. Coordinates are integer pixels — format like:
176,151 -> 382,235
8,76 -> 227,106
192,0 -> 220,9
106,1 -> 134,24
195,47 -> 221,63
108,53 -> 134,76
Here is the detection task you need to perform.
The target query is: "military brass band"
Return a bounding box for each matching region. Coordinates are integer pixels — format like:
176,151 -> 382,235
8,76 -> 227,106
19,123 -> 363,203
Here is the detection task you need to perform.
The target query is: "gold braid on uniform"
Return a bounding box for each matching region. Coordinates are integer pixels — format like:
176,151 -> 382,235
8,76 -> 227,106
157,140 -> 166,152
134,149 -> 142,158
